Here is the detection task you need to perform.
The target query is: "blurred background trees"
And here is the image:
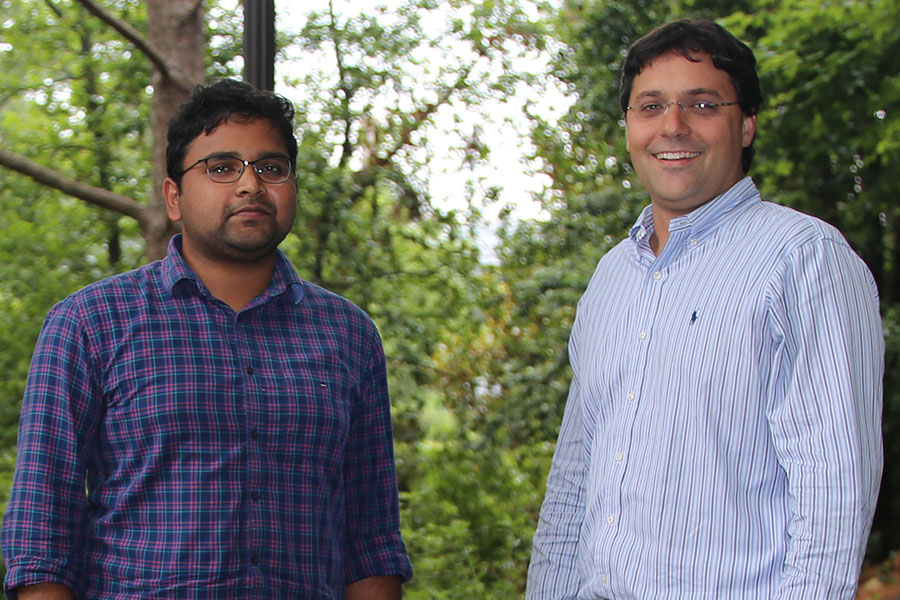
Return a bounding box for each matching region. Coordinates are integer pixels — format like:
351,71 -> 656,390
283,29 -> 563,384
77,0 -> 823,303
1,0 -> 897,596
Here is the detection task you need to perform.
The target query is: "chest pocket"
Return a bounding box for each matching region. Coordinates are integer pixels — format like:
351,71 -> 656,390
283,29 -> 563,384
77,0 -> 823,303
254,356 -> 354,462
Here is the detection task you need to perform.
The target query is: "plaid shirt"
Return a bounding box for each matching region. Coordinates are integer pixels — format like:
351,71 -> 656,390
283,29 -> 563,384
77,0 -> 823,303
1,235 -> 412,599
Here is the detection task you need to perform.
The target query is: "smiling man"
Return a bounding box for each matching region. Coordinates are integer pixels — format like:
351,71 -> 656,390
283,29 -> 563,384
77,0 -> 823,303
1,80 -> 412,599
526,20 -> 883,599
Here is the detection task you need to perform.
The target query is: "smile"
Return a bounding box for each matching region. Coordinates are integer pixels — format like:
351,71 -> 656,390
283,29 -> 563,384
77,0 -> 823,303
654,151 -> 700,160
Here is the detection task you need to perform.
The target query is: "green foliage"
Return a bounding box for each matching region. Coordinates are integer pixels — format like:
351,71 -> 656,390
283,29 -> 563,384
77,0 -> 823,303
1,0 -> 153,209
0,0 -> 557,594
398,392 -> 552,598
725,0 -> 900,304
0,179 -> 121,446
3,0 -> 900,594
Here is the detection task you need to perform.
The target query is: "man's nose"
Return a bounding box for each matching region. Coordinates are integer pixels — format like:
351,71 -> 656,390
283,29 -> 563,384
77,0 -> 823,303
660,102 -> 689,136
235,163 -> 264,193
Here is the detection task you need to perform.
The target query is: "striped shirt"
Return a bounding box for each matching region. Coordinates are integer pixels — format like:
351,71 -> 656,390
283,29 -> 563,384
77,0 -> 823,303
1,235 -> 412,599
526,178 -> 883,599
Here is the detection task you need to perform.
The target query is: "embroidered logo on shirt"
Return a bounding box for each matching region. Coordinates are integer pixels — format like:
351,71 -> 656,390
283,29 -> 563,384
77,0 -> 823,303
690,311 -> 699,325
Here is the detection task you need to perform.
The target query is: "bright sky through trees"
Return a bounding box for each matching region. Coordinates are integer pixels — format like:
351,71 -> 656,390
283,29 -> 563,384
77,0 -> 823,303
242,0 -> 573,224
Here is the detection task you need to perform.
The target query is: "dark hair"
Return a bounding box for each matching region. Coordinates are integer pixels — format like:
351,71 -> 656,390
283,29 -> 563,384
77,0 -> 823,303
620,19 -> 762,172
166,79 -> 298,186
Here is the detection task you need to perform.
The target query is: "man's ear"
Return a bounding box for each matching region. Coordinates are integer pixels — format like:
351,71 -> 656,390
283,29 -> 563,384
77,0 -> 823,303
742,114 -> 757,148
163,177 -> 183,222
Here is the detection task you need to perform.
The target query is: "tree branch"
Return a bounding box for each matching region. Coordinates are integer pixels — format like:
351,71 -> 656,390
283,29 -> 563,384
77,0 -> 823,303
317,267 -> 443,292
74,0 -> 196,92
0,149 -> 150,225
361,66 -> 473,180
328,0 -> 356,170
351,67 -> 472,205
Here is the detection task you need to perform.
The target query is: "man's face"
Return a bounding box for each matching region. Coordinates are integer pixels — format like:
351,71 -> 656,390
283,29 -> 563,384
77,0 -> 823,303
625,52 -> 756,223
163,117 -> 296,264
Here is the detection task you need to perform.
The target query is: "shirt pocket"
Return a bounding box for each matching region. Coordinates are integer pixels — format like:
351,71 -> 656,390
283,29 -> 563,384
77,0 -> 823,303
254,356 -> 353,468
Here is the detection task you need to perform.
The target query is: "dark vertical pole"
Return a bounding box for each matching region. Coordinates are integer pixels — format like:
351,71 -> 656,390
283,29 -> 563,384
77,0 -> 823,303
243,0 -> 276,91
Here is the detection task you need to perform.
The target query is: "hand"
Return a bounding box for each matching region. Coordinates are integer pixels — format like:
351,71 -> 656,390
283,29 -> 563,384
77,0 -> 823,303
345,575 -> 403,600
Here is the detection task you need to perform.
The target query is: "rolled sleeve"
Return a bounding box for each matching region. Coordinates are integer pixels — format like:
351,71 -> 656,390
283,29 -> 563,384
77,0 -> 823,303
342,328 -> 412,584
2,299 -> 103,596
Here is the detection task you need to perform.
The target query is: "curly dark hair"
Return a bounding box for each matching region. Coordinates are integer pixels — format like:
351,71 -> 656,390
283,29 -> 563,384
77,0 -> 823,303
166,79 -> 297,186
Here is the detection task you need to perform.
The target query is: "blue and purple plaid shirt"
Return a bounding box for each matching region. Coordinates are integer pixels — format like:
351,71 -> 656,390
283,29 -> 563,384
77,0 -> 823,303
1,235 -> 412,599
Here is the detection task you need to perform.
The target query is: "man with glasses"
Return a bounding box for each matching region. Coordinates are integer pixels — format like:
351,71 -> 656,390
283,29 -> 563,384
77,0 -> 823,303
2,79 -> 412,599
527,19 -> 883,599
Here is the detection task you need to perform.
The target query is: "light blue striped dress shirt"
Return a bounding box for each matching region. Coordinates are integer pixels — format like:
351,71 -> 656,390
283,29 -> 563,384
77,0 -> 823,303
526,177 -> 884,599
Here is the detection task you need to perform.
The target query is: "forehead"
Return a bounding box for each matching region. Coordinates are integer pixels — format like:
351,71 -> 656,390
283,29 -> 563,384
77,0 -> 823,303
630,51 -> 736,100
185,117 -> 287,159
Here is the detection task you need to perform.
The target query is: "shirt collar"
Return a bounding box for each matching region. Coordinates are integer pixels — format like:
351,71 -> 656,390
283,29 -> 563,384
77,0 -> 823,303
161,234 -> 304,305
629,176 -> 760,247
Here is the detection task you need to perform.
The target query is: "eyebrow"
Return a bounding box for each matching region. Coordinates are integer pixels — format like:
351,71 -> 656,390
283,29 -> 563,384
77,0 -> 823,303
201,150 -> 291,161
684,87 -> 725,98
633,87 -> 725,101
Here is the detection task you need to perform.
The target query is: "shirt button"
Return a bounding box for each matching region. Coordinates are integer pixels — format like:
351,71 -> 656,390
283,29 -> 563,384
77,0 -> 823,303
626,392 -> 635,401
615,452 -> 624,462
251,555 -> 260,565
245,366 -> 254,375
251,490 -> 261,501
652,271 -> 662,280
638,331 -> 647,340
250,429 -> 260,440
689,239 -> 698,247
607,515 -> 615,524
600,575 -> 609,584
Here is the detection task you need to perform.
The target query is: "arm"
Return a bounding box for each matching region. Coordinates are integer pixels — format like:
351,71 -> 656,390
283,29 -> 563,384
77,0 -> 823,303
767,237 -> 883,599
525,334 -> 588,600
345,575 -> 402,600
15,583 -> 76,600
342,326 -> 412,587
1,301 -> 101,596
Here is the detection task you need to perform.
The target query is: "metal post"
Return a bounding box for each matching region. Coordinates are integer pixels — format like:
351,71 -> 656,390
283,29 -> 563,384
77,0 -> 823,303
243,0 -> 275,91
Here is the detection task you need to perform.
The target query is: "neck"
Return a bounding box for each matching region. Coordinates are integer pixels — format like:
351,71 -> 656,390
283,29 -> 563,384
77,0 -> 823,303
181,247 -> 277,312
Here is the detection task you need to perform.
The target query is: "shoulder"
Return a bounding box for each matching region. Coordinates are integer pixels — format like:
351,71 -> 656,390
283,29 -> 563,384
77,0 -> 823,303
583,237 -> 635,288
32,262 -> 165,366
293,282 -> 387,372
48,260 -> 165,324
572,237 -> 636,325
746,202 -> 879,300
296,280 -> 380,336
742,201 -> 854,256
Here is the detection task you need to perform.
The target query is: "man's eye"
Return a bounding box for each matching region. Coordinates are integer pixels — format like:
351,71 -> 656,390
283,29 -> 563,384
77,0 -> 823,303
208,161 -> 238,173
691,101 -> 716,111
640,103 -> 664,113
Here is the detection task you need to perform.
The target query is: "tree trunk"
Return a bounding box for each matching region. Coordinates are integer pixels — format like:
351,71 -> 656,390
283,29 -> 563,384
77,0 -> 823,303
144,0 -> 207,260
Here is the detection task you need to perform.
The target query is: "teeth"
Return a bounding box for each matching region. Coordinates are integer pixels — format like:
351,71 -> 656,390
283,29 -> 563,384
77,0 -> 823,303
656,151 -> 699,160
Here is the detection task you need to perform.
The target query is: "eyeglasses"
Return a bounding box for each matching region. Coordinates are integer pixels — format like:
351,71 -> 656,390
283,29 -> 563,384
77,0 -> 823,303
180,155 -> 294,184
626,100 -> 739,121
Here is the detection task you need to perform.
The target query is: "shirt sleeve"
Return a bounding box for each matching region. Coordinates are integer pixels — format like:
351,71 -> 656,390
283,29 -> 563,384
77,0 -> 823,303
525,330 -> 588,600
766,236 -> 884,599
341,325 -> 413,585
1,299 -> 103,596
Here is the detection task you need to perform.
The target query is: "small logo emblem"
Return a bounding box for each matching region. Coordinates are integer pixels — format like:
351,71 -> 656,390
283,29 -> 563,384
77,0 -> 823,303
690,311 -> 699,325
